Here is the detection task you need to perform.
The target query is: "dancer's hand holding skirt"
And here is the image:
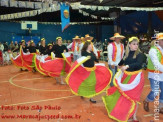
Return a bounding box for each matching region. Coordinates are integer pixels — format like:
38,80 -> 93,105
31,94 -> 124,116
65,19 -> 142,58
34,52 -> 71,77
10,46 -> 35,71
10,54 -> 24,69
102,70 -> 144,122
66,56 -> 112,98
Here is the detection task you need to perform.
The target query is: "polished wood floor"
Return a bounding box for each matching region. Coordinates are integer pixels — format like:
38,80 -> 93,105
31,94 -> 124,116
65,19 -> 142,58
0,62 -> 163,122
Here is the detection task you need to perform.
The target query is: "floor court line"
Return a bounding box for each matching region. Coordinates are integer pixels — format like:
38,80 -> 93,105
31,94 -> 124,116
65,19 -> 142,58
0,95 -> 76,108
144,114 -> 153,117
0,77 -> 47,84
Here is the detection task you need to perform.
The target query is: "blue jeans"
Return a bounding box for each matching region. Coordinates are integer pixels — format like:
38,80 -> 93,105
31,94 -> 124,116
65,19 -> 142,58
109,65 -> 117,87
146,78 -> 163,103
73,55 -> 79,62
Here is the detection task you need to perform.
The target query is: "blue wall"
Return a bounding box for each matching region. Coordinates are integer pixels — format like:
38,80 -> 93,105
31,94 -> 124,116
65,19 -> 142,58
0,21 -> 114,44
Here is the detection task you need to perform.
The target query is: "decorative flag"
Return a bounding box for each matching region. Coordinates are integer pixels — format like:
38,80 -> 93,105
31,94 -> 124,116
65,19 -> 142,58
35,2 -> 42,9
10,0 -> 18,7
10,14 -> 14,19
14,13 -> 18,18
37,9 -> 43,15
1,0 -> 9,7
60,3 -> 70,32
18,1 -> 26,8
26,2 -> 34,9
33,10 -> 38,16
3,15 -> 7,20
29,11 -> 34,16
17,13 -> 22,18
7,14 -> 11,19
43,2 -> 49,9
25,11 -> 30,16
21,12 -> 26,17
0,15 -> 4,20
47,8 -> 52,12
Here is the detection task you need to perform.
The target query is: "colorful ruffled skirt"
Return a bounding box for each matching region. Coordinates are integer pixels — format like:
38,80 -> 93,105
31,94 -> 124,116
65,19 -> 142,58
66,56 -> 112,98
34,52 -> 71,77
11,47 -> 35,71
102,70 -> 144,122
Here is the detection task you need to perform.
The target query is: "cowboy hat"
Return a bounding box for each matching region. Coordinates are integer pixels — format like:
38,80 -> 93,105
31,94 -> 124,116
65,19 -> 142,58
110,33 -> 125,40
84,34 -> 94,41
156,33 -> 163,40
73,36 -> 81,40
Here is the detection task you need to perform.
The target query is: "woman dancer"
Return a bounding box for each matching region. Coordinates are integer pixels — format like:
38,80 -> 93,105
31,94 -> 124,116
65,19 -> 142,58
66,40 -> 112,103
103,37 -> 146,122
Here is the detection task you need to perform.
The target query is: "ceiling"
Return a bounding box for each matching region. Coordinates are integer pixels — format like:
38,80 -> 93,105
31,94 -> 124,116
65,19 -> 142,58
0,0 -> 162,22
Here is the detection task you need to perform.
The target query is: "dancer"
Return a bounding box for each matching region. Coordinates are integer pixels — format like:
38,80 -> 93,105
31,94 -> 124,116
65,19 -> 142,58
55,37 -> 68,58
67,36 -> 82,61
66,40 -> 112,103
81,34 -> 98,57
55,37 -> 68,84
39,38 -> 47,55
46,43 -> 54,56
103,37 -> 145,122
108,33 -> 125,86
144,33 -> 163,113
21,40 -> 28,53
28,40 -> 36,53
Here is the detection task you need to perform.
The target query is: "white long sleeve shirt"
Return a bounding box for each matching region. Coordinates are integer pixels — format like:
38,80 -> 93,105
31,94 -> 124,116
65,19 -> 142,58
67,42 -> 83,55
148,45 -> 163,81
0,44 -> 4,51
107,42 -> 124,66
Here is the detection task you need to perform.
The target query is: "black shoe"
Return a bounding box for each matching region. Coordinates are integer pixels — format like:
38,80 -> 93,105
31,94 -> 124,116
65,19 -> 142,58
90,98 -> 96,103
80,96 -> 84,99
32,68 -> 36,73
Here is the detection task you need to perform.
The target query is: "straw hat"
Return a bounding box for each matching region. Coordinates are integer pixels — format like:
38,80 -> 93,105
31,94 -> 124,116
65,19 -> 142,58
110,33 -> 125,40
84,34 -> 94,41
73,36 -> 81,40
156,33 -> 163,40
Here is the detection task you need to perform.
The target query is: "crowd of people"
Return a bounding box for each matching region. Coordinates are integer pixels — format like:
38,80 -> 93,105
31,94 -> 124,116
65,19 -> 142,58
1,32 -> 163,122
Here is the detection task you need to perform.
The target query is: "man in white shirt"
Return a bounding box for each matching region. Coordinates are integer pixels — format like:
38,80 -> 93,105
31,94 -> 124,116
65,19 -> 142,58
144,33 -> 163,114
108,33 -> 125,86
67,36 -> 82,61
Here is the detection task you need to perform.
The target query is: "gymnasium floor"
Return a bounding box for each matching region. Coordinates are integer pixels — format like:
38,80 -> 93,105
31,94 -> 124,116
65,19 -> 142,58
0,62 -> 163,122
